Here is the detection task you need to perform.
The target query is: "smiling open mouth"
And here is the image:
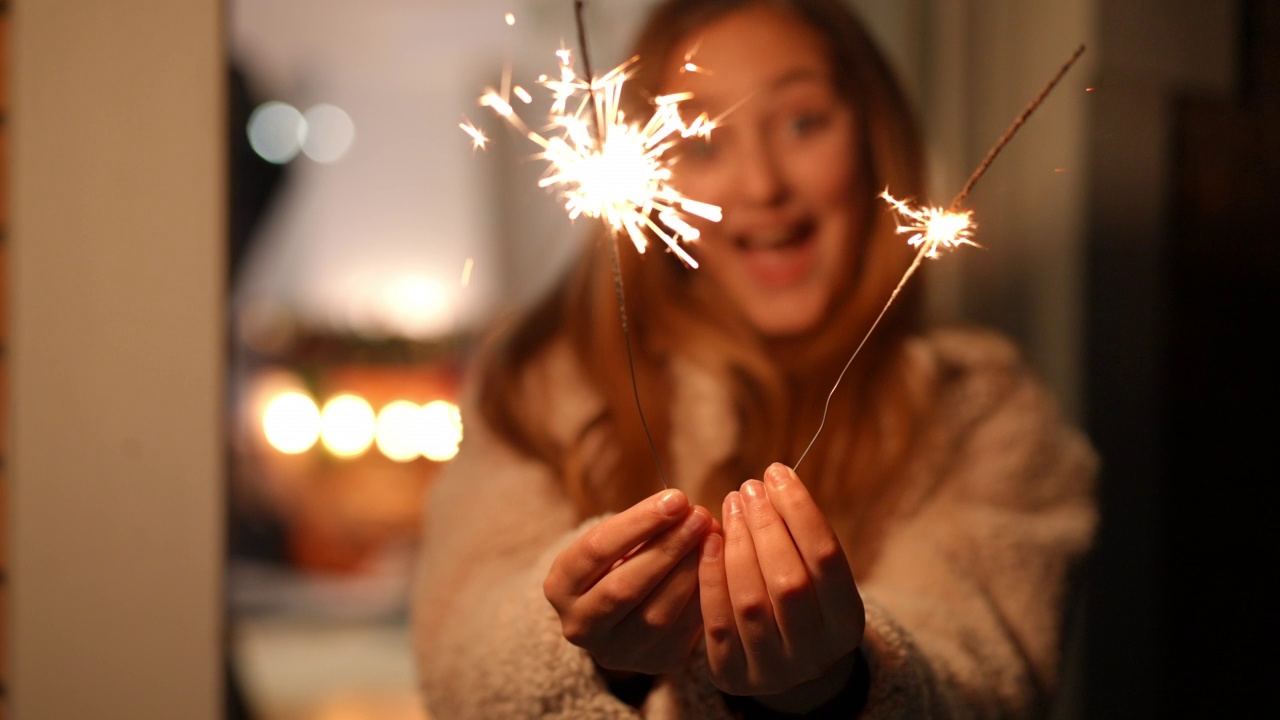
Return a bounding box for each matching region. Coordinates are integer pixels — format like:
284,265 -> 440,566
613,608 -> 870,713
734,218 -> 817,251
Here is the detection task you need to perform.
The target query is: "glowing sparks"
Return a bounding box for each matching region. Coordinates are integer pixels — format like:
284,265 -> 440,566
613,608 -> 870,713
681,43 -> 711,75
683,61 -> 711,75
460,257 -> 474,287
459,120 -> 488,150
796,44 -> 1087,471
467,50 -> 720,268
879,191 -> 979,259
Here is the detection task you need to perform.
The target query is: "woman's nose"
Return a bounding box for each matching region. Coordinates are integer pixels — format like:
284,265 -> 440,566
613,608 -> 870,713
735,136 -> 787,206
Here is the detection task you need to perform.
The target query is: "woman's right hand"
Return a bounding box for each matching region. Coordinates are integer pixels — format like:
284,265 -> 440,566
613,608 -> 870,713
544,488 -> 714,675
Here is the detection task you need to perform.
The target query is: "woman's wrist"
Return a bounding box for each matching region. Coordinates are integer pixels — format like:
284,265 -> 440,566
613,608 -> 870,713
756,650 -> 856,713
729,647 -> 870,717
595,663 -> 655,708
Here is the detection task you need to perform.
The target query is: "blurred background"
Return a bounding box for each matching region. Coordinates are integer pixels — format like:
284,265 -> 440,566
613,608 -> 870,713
221,3 -> 652,718
7,0 -> 1275,718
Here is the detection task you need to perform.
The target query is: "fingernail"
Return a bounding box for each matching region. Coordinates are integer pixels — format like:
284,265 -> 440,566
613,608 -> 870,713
726,491 -> 743,517
658,489 -> 687,516
701,533 -> 722,562
741,480 -> 764,505
684,507 -> 711,534
766,463 -> 792,489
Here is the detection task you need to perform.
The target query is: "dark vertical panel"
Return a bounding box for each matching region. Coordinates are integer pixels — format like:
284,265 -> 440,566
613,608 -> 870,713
1165,0 -> 1279,712
1086,0 -> 1275,716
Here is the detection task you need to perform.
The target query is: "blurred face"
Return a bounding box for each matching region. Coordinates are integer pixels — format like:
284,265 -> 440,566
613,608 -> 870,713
663,4 -> 864,337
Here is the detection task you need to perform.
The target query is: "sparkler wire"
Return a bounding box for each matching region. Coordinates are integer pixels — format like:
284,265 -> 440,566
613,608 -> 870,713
575,0 -> 669,488
608,235 -> 669,489
574,1 -> 603,139
794,44 -> 1087,471
950,44 -> 1086,211
793,246 -> 929,470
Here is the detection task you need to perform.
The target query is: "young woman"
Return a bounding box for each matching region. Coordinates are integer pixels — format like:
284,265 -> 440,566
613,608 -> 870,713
412,1 -> 1098,717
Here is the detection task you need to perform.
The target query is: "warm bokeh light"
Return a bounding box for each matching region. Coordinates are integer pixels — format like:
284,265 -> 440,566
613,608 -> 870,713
376,400 -> 430,463
419,400 -> 463,462
259,386 -> 462,462
262,391 -> 322,454
380,276 -> 449,340
320,394 -> 377,457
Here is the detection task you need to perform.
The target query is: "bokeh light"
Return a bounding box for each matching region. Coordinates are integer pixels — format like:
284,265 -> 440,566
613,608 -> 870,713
375,400 -> 429,463
262,391 -> 321,454
260,390 -> 462,462
301,103 -> 355,163
246,101 -> 307,164
320,394 -> 376,457
419,400 -> 463,462
381,276 -> 449,340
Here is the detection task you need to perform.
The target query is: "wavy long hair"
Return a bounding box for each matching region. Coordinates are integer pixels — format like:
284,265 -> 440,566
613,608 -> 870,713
475,0 -> 935,572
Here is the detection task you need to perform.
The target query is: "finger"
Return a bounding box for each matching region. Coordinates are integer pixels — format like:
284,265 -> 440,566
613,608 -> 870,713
643,562 -> 707,669
739,479 -> 822,657
666,592 -> 707,658
722,490 -> 784,683
762,464 -> 861,635
552,488 -> 691,596
698,530 -> 746,686
578,506 -> 711,630
591,550 -> 704,674
609,534 -> 702,646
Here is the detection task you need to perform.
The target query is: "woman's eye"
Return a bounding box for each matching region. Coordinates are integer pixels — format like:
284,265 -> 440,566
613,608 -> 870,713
787,112 -> 828,137
674,135 -> 719,162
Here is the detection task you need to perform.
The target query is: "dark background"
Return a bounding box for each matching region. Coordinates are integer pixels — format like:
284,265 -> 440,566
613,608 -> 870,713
1083,0 -> 1277,716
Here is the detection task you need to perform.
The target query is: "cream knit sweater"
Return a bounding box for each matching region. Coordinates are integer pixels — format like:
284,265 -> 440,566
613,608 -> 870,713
411,326 -> 1098,719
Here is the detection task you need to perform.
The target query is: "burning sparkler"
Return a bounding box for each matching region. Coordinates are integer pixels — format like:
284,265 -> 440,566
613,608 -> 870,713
880,191 -> 979,259
464,2 -> 726,487
794,43 -> 1088,469
465,39 -> 720,268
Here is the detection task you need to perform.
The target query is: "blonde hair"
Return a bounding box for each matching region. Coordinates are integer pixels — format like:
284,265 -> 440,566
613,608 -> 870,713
476,0 -> 934,572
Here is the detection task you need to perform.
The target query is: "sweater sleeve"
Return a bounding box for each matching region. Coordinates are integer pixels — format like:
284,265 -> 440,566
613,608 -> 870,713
409,382 -> 646,719
855,329 -> 1099,719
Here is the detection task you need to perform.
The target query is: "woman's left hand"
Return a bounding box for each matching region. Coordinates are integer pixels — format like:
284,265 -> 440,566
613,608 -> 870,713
698,462 -> 865,712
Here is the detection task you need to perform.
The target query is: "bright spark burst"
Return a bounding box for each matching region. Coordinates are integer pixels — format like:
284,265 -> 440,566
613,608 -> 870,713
682,44 -> 712,75
468,50 -> 721,268
459,120 -> 488,150
880,190 -> 980,258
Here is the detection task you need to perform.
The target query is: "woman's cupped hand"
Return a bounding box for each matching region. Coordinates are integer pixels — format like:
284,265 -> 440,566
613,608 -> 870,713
699,463 -> 865,712
544,488 -> 716,676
